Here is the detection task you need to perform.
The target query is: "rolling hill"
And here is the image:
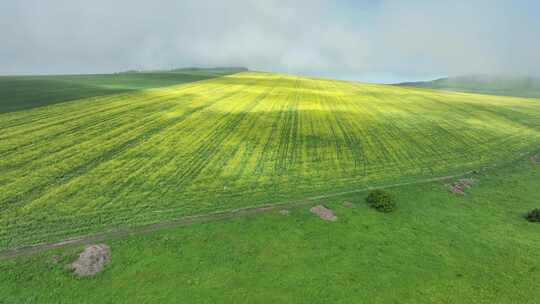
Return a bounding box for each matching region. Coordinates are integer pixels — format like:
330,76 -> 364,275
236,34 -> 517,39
399,75 -> 540,98
0,67 -> 246,113
1,71 -> 540,250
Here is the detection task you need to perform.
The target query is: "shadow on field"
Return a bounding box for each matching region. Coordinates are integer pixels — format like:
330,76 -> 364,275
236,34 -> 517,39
0,70 -> 240,113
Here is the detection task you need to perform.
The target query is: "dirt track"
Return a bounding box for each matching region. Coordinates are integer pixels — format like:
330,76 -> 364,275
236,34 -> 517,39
0,171 -> 477,260
0,199 -> 315,260
7,142 -> 540,260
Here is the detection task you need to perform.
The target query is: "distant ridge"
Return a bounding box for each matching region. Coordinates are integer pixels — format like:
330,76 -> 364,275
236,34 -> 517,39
399,75 -> 540,99
169,66 -> 248,72
0,67 -> 245,113
118,67 -> 248,74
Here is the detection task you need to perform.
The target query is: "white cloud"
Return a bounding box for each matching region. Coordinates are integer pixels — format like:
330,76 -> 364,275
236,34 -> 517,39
1,0 -> 538,81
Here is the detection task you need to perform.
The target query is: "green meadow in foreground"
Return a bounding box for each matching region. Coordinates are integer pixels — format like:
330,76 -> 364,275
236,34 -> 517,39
1,156 -> 539,303
1,71 -> 540,250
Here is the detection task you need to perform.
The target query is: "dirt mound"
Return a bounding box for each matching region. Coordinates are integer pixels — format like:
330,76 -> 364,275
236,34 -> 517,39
310,205 -> 337,221
447,178 -> 475,195
69,244 -> 111,276
530,155 -> 540,163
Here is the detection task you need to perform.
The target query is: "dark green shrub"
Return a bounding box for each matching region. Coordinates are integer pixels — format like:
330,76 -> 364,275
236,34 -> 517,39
366,189 -> 395,212
526,209 -> 540,222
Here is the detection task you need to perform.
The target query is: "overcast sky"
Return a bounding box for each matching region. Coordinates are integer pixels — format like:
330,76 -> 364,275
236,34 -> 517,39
1,0 -> 539,83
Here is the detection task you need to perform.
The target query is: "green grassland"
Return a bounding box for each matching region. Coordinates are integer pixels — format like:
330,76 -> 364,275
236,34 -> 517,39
0,67 -> 245,113
1,71 -> 540,250
1,156 -> 539,303
400,75 -> 540,99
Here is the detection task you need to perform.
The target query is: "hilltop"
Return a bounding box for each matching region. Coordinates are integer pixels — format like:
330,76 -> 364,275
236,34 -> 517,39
1,70 -> 540,303
1,71 -> 539,250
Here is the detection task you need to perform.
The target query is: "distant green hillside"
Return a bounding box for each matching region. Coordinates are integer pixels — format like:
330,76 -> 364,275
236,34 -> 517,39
399,75 -> 540,98
1,71 -> 539,250
0,67 -> 247,113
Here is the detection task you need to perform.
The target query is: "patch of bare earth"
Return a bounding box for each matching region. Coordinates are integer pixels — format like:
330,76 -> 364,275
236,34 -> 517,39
447,178 -> 475,195
530,155 -> 540,164
68,244 -> 111,277
310,205 -> 337,221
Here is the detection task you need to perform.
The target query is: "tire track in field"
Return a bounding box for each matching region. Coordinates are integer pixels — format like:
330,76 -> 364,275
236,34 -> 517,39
274,78 -> 300,174
0,80 -> 221,150
315,81 -> 366,175
345,83 -> 473,153
251,81 -> 292,177
3,135 -> 538,254
0,75 -> 229,131
325,82 -> 380,175
0,93 -> 145,140
0,101 -> 184,204
0,82 -> 257,212
0,82 -> 232,171
338,83 -> 442,174
0,101 -> 183,208
1,77 -> 278,241
361,92 -> 435,170
162,77 -> 281,193
1,77 -> 260,228
413,94 -> 505,147
0,97 -> 180,168
414,93 -> 533,163
224,83 -> 286,181
93,76 -> 273,208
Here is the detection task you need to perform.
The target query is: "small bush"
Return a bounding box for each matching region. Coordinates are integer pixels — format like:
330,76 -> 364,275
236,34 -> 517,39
366,189 -> 395,213
526,209 -> 540,222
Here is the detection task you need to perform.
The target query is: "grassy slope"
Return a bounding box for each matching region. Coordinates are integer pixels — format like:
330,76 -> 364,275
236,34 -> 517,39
399,75 -> 540,99
1,156 -> 539,303
0,68 -> 245,113
1,72 -> 540,249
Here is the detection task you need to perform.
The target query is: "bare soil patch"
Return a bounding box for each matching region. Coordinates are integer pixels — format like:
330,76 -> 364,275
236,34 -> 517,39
68,244 -> 111,277
529,155 -> 540,164
447,178 -> 475,195
310,205 -> 337,221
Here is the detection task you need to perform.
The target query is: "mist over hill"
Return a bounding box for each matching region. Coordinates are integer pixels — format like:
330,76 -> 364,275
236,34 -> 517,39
399,75 -> 540,98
